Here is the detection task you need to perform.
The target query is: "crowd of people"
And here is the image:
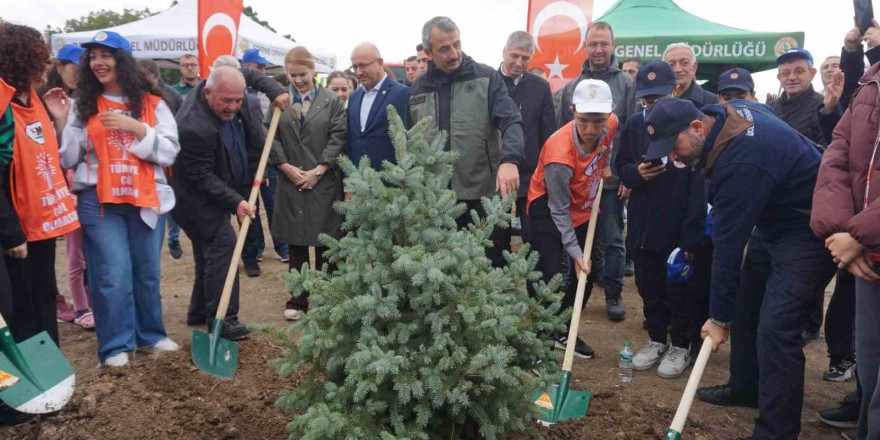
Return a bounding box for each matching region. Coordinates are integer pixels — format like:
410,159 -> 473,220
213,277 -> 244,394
0,13 -> 878,440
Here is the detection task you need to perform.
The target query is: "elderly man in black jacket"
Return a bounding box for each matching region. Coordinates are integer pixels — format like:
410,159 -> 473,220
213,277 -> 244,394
172,66 -> 287,340
497,31 -> 555,242
771,48 -> 826,146
662,43 -> 718,107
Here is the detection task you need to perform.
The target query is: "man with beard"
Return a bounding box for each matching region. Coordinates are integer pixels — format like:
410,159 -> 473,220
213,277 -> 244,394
409,16 -> 525,269
556,21 -> 635,321
644,97 -> 836,440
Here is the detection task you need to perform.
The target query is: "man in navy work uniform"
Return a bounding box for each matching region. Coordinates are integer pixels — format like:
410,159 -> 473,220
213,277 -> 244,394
643,98 -> 836,440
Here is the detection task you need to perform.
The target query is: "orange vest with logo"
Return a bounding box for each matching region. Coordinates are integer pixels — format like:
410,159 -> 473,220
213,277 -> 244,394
527,115 -> 618,228
86,95 -> 161,208
1,83 -> 80,241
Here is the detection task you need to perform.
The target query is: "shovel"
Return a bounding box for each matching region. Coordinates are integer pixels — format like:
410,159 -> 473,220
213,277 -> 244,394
665,336 -> 714,440
532,179 -> 604,425
192,106 -> 282,378
0,311 -> 75,413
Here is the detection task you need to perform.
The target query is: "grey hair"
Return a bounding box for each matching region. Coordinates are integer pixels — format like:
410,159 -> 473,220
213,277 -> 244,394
422,16 -> 459,52
663,43 -> 697,63
206,65 -> 245,90
505,31 -> 534,55
212,55 -> 241,69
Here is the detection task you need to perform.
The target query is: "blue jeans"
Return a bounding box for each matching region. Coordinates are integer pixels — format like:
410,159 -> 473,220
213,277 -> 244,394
856,274 -> 880,440
77,189 -> 168,363
242,168 -> 288,262
596,188 -> 626,295
166,214 -> 180,243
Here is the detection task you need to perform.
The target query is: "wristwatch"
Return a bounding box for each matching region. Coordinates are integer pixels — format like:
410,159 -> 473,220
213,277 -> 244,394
709,318 -> 731,329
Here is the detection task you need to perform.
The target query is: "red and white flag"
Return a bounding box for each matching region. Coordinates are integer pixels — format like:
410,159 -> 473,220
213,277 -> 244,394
526,0 -> 595,91
197,0 -> 244,79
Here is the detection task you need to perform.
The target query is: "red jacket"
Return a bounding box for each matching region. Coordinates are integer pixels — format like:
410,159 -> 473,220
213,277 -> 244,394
811,62 -> 880,256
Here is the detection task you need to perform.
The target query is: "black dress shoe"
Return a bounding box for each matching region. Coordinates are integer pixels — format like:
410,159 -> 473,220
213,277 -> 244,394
244,261 -> 261,277
696,384 -> 758,408
214,318 -> 251,341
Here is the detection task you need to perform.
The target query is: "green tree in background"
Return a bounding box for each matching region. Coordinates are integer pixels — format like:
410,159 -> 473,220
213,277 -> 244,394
264,107 -> 566,440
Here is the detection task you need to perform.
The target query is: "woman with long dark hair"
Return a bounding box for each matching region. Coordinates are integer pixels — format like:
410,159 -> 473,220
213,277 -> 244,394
0,22 -> 80,347
39,44 -> 95,330
55,31 -> 179,367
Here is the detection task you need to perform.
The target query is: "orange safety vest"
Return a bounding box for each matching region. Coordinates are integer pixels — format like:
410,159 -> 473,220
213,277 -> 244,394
527,115 -> 618,228
1,83 -> 80,241
86,95 -> 161,208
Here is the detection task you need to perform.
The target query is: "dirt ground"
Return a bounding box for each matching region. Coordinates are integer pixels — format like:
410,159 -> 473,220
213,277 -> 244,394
0,225 -> 851,440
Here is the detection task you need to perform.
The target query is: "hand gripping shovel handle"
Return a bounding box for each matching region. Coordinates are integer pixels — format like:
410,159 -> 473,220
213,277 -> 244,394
561,178 -> 604,372
214,107 -> 282,322
666,336 -> 714,439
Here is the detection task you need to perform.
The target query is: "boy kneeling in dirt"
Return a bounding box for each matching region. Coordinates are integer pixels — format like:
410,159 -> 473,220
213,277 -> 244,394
526,79 -> 616,360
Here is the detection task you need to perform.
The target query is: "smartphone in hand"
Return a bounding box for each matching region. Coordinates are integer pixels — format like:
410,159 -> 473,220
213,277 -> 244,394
856,0 -> 875,34
642,156 -> 667,168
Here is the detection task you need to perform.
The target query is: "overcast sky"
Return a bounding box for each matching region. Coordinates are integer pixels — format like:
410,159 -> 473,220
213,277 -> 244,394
2,0 -> 860,98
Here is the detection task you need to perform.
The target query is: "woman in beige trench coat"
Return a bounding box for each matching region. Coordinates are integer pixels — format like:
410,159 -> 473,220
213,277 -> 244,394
268,47 -> 346,321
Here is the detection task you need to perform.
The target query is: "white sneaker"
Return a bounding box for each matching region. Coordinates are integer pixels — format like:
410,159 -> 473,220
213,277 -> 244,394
632,340 -> 668,371
103,352 -> 129,367
284,309 -> 302,321
657,346 -> 691,379
141,337 -> 179,353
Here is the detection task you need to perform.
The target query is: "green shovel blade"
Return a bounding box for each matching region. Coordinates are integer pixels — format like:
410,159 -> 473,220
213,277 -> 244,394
664,429 -> 682,440
531,371 -> 591,425
191,322 -> 238,379
0,330 -> 75,413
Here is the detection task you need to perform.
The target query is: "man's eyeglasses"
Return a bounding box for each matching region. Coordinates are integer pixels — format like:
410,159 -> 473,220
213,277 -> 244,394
777,67 -> 810,79
180,63 -> 198,69
350,59 -> 377,71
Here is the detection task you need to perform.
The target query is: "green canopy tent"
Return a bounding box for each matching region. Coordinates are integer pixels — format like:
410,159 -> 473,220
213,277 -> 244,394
595,0 -> 805,88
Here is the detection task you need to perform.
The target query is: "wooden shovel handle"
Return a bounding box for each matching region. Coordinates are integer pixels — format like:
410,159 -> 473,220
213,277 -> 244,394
214,107 -> 282,321
561,178 -> 604,372
669,336 -> 714,433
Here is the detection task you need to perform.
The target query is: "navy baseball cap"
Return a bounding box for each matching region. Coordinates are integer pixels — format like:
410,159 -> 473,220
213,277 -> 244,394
56,44 -> 85,65
636,61 -> 675,99
242,49 -> 270,66
776,47 -> 813,65
643,98 -> 701,161
718,67 -> 754,92
82,31 -> 132,55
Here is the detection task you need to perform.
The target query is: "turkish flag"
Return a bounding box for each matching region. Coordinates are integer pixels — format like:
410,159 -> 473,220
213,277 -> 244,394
526,0 -> 594,91
197,0 -> 244,79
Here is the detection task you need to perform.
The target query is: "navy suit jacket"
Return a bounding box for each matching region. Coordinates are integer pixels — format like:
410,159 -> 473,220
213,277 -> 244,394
346,78 -> 410,170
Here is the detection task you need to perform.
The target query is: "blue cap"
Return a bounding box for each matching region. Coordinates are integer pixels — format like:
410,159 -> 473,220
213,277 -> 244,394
717,67 -> 754,92
241,49 -> 270,66
643,98 -> 701,161
636,61 -> 675,99
776,47 -> 813,66
56,44 -> 85,65
666,248 -> 694,284
81,31 -> 132,55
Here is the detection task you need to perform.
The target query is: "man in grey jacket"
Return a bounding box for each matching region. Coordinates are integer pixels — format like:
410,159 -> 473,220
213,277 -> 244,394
409,16 -> 525,268
556,21 -> 636,321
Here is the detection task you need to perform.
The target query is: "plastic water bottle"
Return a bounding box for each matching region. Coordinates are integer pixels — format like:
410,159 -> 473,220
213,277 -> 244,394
619,341 -> 633,382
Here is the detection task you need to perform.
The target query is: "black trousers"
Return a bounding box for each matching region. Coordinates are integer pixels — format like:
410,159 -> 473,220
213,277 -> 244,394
727,231 -> 844,398
285,245 -> 333,312
527,196 -> 596,313
826,270 -> 856,363
457,199 -> 509,269
632,248 -> 701,348
187,222 -> 240,325
4,239 -> 58,344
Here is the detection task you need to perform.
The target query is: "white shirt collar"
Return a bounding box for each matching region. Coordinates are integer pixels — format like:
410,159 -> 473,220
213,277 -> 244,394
364,74 -> 388,93
500,64 -> 524,86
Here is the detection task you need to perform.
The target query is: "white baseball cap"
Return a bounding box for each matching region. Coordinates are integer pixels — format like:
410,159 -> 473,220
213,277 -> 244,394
572,79 -> 613,113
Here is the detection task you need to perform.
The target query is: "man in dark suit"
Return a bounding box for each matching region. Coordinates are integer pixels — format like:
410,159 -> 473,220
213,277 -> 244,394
345,42 -> 410,185
497,31 -> 555,242
172,66 -> 287,340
